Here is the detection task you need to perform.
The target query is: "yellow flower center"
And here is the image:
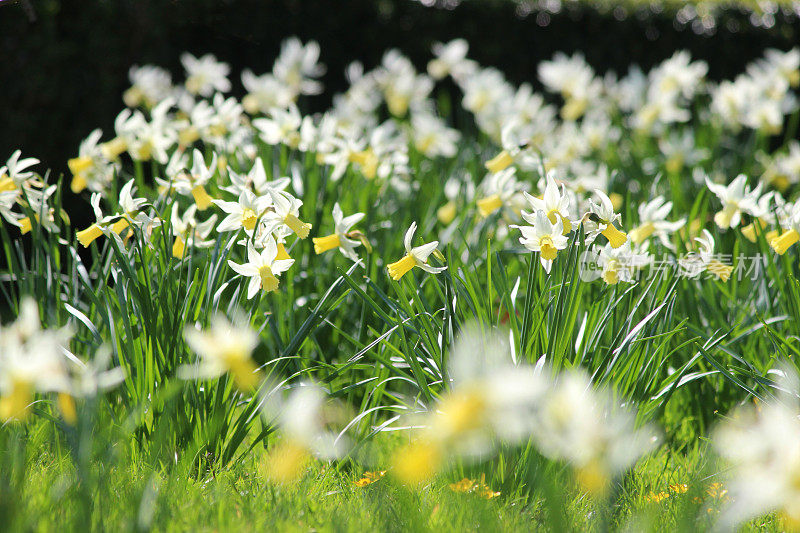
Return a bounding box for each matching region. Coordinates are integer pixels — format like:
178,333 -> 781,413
575,461 -> 610,497
601,223 -> 628,248
771,229 -> 800,255
77,224 -> 104,247
70,174 -> 88,193
387,253 -> 417,281
172,236 -> 186,258
276,243 -> 291,261
284,213 -> 311,239
262,439 -> 310,484
241,208 -> 258,230
349,148 -> 379,179
740,219 -> 766,242
100,137 -> 128,160
221,351 -> 259,391
392,440 -> 442,485
477,194 -> 503,217
436,389 -> 486,438
437,201 -> 457,225
191,184 -> 214,210
485,150 -> 513,174
707,260 -> 734,282
312,233 -> 341,254
0,379 -> 32,422
58,393 -> 77,425
561,97 -> 587,121
539,235 -> 559,261
714,203 -> 739,229
178,127 -> 200,146
603,261 -> 620,285
18,217 -> 33,235
0,175 -> 15,192
629,222 -> 655,244
111,217 -> 130,235
258,265 -> 279,292
68,156 -> 93,176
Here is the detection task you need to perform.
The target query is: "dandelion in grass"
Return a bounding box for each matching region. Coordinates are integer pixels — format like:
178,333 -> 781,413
533,371 -> 658,496
628,196 -> 685,248
514,210 -> 569,273
228,238 -> 294,298
584,190 -> 628,248
170,204 -> 217,258
312,203 -> 366,261
386,222 -> 446,281
354,471 -> 386,487
0,298 -> 72,422
705,174 -> 762,230
181,314 -> 260,392
448,475 -> 501,499
261,383 -> 348,484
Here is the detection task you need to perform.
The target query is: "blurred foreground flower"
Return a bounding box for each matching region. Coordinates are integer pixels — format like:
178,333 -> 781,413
261,383 -> 349,484
181,314 -> 260,391
713,365 -> 800,530
392,324 -> 546,484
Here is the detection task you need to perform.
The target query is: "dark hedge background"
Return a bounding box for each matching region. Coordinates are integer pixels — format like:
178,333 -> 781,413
2,0 -> 800,175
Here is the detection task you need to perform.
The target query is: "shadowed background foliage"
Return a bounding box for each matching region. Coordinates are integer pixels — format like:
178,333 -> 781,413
2,0 -> 800,176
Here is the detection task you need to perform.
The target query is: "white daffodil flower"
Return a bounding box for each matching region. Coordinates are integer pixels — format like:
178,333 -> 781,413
312,203 -> 366,261
386,222 -> 446,280
514,209 -> 569,273
227,238 -> 294,298
706,174 -> 762,229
